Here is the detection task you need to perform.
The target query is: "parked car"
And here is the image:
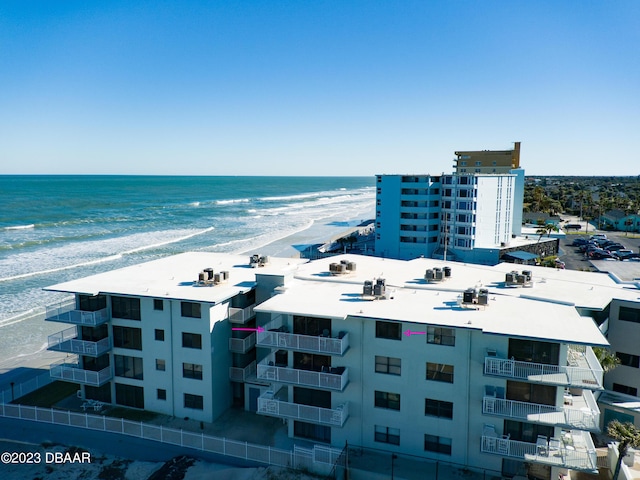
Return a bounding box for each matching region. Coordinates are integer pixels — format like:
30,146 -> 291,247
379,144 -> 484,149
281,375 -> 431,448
613,249 -> 634,258
616,251 -> 640,261
571,238 -> 589,246
565,224 -> 582,230
590,234 -> 607,241
605,244 -> 626,252
590,250 -> 614,259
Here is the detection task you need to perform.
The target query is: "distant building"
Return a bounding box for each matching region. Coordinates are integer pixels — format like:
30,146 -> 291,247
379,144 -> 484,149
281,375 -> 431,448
375,143 -> 528,265
600,209 -> 640,233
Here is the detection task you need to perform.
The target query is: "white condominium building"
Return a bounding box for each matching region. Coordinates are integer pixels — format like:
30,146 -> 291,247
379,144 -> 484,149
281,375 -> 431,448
43,251 -> 640,479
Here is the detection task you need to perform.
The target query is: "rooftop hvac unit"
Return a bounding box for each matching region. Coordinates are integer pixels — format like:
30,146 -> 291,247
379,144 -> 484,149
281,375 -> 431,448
204,268 -> 214,280
363,280 -> 373,296
522,270 -> 532,281
374,278 -> 386,297
443,266 -> 452,278
221,270 -> 229,281
425,269 -> 435,281
329,263 -> 339,273
434,268 -> 444,281
477,289 -> 489,306
505,272 -> 515,283
347,262 -> 356,271
214,273 -> 222,284
198,272 -> 206,282
462,288 -> 476,304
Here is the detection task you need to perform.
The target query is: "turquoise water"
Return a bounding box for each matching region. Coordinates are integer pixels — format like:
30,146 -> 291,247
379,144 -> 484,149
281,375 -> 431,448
0,175 -> 374,366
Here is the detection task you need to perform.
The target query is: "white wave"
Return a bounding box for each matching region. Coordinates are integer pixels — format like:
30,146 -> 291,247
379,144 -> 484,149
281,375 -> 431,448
234,219 -> 316,255
216,198 -> 250,205
246,209 -> 257,213
259,192 -> 321,202
4,224 -> 35,230
190,202 -> 201,207
0,227 -> 215,283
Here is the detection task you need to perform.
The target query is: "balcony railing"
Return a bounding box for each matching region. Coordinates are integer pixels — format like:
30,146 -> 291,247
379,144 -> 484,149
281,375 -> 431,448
228,305 -> 256,324
484,351 -> 603,390
45,304 -> 109,326
257,391 -> 349,427
482,390 -> 600,431
228,333 -> 256,354
49,360 -> 112,387
229,361 -> 257,383
48,327 -> 112,357
256,357 -> 348,392
257,329 -> 349,356
481,429 -> 598,473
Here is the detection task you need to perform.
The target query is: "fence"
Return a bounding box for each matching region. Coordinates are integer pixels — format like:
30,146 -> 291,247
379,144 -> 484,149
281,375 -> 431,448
0,371 -> 52,404
0,402 -> 343,476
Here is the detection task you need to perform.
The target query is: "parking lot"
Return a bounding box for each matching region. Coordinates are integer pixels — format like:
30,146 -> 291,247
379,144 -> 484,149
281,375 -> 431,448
559,226 -> 640,281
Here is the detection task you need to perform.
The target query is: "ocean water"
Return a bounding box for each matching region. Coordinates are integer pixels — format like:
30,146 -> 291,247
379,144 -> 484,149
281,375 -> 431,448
0,175 -> 374,370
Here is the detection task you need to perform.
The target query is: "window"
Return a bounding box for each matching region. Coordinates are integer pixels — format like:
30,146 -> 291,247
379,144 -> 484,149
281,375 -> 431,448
617,352 -> 640,368
375,391 -> 400,411
155,329 -> 165,341
79,294 -> 107,312
426,363 -> 454,383
157,389 -> 166,400
427,327 -> 455,346
113,326 -> 142,350
182,332 -> 202,349
613,383 -> 638,396
375,356 -> 401,376
184,393 -> 204,410
181,301 -> 201,318
376,321 -> 401,340
115,383 -> 144,409
153,299 -> 164,311
114,355 -> 144,380
156,359 -> 165,371
425,398 -> 453,419
111,296 -> 141,320
424,434 -> 452,455
375,425 -> 400,446
620,306 -> 640,324
183,362 -> 203,380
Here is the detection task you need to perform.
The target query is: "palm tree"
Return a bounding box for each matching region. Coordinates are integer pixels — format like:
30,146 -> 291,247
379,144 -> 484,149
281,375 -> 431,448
536,223 -> 559,243
607,420 -> 640,480
593,347 -> 621,373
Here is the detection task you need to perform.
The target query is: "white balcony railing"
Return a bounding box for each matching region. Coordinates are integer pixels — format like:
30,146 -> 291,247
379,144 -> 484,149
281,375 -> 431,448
484,351 -> 603,390
45,304 -> 109,326
257,327 -> 349,356
47,327 -> 112,357
257,391 -> 349,427
49,360 -> 112,386
256,357 -> 348,392
482,390 -> 600,431
229,361 -> 257,383
228,305 -> 256,324
228,333 -> 256,354
481,429 -> 598,473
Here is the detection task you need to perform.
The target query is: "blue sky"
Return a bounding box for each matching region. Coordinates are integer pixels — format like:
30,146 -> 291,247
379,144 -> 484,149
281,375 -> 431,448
1,1 -> 638,176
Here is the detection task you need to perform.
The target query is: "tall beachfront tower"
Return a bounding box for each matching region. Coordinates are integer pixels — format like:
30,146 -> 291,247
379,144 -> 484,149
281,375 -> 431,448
375,142 -> 525,264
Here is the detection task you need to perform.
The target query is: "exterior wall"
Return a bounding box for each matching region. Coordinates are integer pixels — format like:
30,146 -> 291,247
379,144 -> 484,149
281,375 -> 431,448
169,299 -> 214,422
209,302 -> 233,420
605,300 -> 640,396
474,175 -> 514,248
511,169 -> 525,236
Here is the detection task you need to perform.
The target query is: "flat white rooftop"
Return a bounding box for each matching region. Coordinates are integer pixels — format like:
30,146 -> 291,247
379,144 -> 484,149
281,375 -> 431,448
45,252 -> 306,304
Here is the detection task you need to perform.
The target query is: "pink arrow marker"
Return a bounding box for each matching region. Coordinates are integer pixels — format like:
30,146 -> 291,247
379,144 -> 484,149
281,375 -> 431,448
404,329 -> 427,337
232,326 -> 265,333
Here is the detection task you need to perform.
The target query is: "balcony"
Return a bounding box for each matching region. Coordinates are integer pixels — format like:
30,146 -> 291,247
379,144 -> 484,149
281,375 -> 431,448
257,322 -> 349,356
257,389 -> 349,427
481,427 -> 598,473
229,333 -> 256,354
49,359 -> 112,387
482,389 -> 600,432
228,304 -> 256,324
256,355 -> 348,392
45,304 -> 109,326
47,327 -> 112,357
229,361 -> 256,383
484,347 -> 603,390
